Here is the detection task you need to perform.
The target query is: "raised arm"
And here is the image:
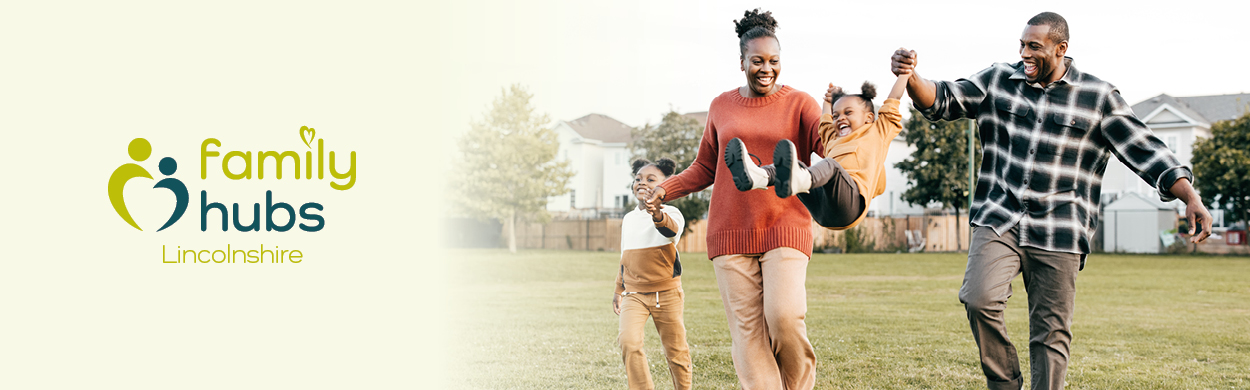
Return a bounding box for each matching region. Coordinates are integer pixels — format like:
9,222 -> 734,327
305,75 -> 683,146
888,71 -> 910,101
649,116 -> 720,204
891,48 -> 936,108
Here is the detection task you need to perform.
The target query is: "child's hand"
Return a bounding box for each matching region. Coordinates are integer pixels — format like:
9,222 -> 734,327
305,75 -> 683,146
823,83 -> 842,115
612,294 -> 621,315
634,187 -> 650,208
645,196 -> 664,221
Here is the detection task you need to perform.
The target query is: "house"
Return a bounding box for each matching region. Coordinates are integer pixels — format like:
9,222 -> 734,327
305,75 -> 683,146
876,132 -> 928,216
1102,192 -> 1178,253
1100,93 -> 1250,226
547,113 -> 634,217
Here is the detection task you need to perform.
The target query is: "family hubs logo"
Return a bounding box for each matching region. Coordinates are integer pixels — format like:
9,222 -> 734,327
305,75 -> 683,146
107,127 -> 358,264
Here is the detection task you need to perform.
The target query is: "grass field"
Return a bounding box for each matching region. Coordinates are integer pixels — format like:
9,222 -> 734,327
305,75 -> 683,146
448,249 -> 1250,389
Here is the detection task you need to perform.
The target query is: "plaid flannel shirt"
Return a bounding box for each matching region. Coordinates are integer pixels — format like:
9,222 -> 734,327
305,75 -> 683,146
919,57 -> 1192,256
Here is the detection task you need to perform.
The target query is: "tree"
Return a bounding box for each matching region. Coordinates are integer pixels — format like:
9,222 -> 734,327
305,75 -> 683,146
1192,110 -> 1250,226
451,84 -> 574,253
895,108 -> 981,247
629,109 -> 709,236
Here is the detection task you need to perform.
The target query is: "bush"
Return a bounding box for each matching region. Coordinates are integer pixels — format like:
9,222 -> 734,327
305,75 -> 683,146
840,225 -> 877,253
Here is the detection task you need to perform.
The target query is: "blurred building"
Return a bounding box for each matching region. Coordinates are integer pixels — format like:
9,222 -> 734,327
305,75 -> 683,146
1100,92 -> 1250,228
547,113 -> 634,218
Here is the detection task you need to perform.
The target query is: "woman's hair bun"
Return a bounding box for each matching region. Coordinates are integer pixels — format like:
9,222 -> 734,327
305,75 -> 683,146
654,158 -> 677,176
859,81 -> 877,101
734,8 -> 778,38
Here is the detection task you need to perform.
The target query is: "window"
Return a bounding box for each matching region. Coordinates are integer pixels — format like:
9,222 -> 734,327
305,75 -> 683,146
1166,136 -> 1177,153
570,190 -> 576,209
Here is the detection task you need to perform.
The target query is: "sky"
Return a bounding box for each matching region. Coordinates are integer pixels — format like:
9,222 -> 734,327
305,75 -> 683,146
433,0 -> 1249,136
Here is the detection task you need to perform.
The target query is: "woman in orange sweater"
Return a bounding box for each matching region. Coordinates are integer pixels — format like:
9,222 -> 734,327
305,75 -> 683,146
645,9 -> 822,390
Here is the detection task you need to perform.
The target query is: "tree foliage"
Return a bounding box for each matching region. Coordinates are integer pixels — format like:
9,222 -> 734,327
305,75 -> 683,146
895,108 -> 982,212
629,109 -> 709,236
1192,110 -> 1250,225
451,84 -> 574,252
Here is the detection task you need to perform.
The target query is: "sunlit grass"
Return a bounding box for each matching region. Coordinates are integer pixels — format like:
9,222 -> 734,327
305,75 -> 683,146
450,250 -> 1250,389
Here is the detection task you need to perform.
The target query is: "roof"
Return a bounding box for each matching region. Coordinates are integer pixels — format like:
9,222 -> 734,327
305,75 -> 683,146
1105,191 -> 1176,211
682,111 -> 708,129
564,113 -> 632,143
1133,93 -> 1250,124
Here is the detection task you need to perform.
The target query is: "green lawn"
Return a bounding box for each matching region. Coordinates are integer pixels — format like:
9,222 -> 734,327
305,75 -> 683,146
448,250 -> 1250,389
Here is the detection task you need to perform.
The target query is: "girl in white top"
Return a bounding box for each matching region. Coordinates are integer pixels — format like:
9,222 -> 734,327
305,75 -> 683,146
613,158 -> 690,390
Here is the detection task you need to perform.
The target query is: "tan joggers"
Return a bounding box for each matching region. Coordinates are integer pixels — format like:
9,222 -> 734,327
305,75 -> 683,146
713,247 -> 816,390
618,288 -> 691,390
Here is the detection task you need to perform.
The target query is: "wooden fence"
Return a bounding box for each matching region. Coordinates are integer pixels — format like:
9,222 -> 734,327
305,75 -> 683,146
504,214 -> 972,253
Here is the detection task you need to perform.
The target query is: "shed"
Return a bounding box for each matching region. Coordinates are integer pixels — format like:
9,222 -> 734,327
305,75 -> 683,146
1102,192 -> 1178,253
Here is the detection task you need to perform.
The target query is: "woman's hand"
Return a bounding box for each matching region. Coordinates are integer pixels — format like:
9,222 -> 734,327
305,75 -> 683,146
646,186 -> 667,209
823,83 -> 843,104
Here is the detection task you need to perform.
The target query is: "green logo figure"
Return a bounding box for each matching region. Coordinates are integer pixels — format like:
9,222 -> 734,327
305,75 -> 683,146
108,138 -> 188,231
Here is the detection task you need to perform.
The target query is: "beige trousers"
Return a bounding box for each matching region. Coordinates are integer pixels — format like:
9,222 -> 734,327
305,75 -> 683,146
712,247 -> 815,390
618,288 -> 692,390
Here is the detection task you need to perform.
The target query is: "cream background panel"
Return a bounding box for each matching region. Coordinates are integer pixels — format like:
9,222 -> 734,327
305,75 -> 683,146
1,2 -> 449,388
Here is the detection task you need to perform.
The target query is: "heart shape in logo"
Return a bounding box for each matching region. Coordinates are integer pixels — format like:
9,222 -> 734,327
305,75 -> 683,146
300,126 -> 316,149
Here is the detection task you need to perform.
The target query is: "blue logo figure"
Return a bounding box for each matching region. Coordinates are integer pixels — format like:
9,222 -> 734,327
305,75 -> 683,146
153,157 -> 188,231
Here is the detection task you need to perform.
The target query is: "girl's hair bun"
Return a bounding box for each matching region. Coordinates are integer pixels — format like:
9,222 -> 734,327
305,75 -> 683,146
653,158 -> 677,176
859,81 -> 877,101
631,158 -> 651,175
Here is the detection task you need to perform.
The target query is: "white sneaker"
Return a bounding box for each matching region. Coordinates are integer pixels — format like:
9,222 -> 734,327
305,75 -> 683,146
774,139 -> 812,198
724,138 -> 770,191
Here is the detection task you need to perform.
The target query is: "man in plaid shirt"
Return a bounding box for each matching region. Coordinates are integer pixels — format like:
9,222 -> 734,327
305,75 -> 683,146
891,12 -> 1214,390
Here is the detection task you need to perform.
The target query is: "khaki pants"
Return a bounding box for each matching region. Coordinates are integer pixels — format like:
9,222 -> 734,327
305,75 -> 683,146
712,247 -> 815,390
618,288 -> 691,390
960,227 -> 1082,390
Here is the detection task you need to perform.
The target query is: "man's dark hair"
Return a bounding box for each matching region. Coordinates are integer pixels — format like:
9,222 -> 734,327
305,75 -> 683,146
1027,12 -> 1069,43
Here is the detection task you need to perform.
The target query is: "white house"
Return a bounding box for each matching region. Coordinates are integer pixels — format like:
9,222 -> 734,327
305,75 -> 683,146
1100,93 -> 1250,226
547,113 -> 634,217
876,133 -> 929,216
1102,192 -> 1178,253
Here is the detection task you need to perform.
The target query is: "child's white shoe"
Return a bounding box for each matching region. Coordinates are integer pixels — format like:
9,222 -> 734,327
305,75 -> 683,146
774,139 -> 812,198
724,138 -> 770,191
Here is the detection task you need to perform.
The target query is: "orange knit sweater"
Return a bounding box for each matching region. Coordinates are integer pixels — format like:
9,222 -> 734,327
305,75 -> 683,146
657,85 -> 824,259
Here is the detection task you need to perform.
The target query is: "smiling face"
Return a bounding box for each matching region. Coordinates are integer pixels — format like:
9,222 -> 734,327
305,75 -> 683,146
740,37 -> 781,97
633,164 -> 667,202
1019,24 -> 1068,85
830,96 -> 875,137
